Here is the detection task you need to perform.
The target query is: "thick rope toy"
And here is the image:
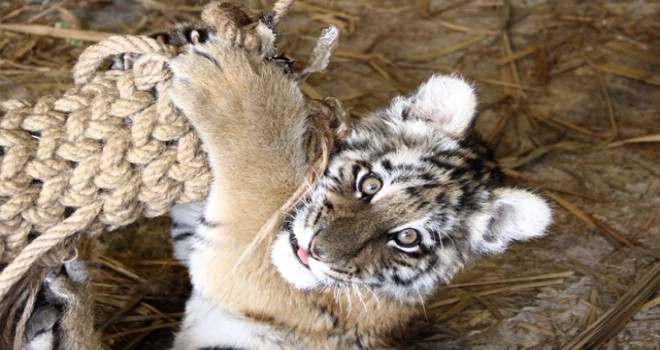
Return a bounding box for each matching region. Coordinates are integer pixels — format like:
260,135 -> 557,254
0,0 -> 345,347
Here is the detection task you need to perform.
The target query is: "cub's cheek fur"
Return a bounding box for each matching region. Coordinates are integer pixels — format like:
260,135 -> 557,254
271,233 -> 320,289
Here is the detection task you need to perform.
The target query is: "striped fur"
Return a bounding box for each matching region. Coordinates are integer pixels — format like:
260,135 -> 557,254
272,75 -> 551,301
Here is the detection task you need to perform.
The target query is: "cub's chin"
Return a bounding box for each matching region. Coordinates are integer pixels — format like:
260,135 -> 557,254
271,233 -> 320,289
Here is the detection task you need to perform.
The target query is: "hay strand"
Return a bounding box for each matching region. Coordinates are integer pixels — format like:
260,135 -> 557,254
430,278 -> 566,308
0,23 -> 113,42
561,262 -> 660,350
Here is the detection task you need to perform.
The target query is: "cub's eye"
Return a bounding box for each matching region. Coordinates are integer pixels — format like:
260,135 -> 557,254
357,174 -> 382,196
394,228 -> 419,247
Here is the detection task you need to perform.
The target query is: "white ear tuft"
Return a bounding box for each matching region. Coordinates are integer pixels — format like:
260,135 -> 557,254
408,74 -> 477,135
474,188 -> 552,254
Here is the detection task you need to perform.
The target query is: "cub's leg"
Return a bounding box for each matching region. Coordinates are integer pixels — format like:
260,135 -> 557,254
169,200 -> 294,350
171,292 -> 289,350
167,31 -> 311,349
169,36 -> 308,230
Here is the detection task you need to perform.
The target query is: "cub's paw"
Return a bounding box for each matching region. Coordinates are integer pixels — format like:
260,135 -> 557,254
23,261 -> 96,350
168,39 -> 232,127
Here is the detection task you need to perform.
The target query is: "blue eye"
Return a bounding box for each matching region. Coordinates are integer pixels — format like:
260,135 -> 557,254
395,228 -> 419,247
358,174 -> 382,196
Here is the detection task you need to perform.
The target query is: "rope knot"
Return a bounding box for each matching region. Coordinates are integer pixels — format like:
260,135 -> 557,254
133,52 -> 173,91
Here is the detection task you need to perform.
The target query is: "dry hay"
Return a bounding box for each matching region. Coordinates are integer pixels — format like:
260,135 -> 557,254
1,0 -> 658,349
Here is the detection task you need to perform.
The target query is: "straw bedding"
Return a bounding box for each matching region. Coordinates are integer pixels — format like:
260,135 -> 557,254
0,0 -> 658,348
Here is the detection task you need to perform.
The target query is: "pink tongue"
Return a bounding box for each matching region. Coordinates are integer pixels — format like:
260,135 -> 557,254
297,247 -> 309,266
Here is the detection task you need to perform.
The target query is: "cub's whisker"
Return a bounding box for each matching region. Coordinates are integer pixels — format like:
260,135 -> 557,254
352,284 -> 368,312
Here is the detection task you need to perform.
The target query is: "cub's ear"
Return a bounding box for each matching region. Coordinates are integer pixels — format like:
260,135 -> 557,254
391,74 -> 477,136
471,188 -> 552,255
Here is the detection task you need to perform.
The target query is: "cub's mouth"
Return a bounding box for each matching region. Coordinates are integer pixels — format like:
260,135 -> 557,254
289,233 -> 310,268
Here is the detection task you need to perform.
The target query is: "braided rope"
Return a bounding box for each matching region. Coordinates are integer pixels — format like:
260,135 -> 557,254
0,35 -> 212,300
73,35 -> 176,85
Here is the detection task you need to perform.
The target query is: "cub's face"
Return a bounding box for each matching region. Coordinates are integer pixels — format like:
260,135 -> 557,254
272,75 -> 551,300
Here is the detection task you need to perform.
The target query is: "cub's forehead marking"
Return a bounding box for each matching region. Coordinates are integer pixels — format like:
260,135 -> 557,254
385,148 -> 426,165
326,150 -> 371,176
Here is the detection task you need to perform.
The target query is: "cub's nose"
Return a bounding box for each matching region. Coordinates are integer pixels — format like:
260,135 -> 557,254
309,235 -> 328,262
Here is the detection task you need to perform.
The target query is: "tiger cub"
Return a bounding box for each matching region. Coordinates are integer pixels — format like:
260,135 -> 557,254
168,29 -> 551,349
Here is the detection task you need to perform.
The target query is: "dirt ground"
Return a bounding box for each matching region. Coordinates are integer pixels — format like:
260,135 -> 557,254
1,0 -> 658,349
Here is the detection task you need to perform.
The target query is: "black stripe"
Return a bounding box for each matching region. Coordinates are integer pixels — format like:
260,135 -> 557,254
194,50 -> 221,68
351,164 -> 361,180
365,145 -> 395,161
441,236 -> 453,247
392,257 -> 415,268
173,232 -> 194,241
390,172 -> 433,185
391,164 -> 416,172
450,166 -> 469,180
355,160 -> 371,169
435,192 -> 447,205
419,173 -> 435,181
381,159 -> 393,172
317,305 -> 339,328
466,157 -> 485,178
401,106 -> 411,121
324,199 -> 334,211
199,216 -> 220,228
326,174 -> 341,185
355,327 -> 365,349
429,229 -> 441,244
390,255 -> 437,286
392,273 -> 406,286
342,138 -> 370,151
405,186 -> 420,196
282,217 -> 293,232
312,207 -> 323,225
337,167 -> 345,181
